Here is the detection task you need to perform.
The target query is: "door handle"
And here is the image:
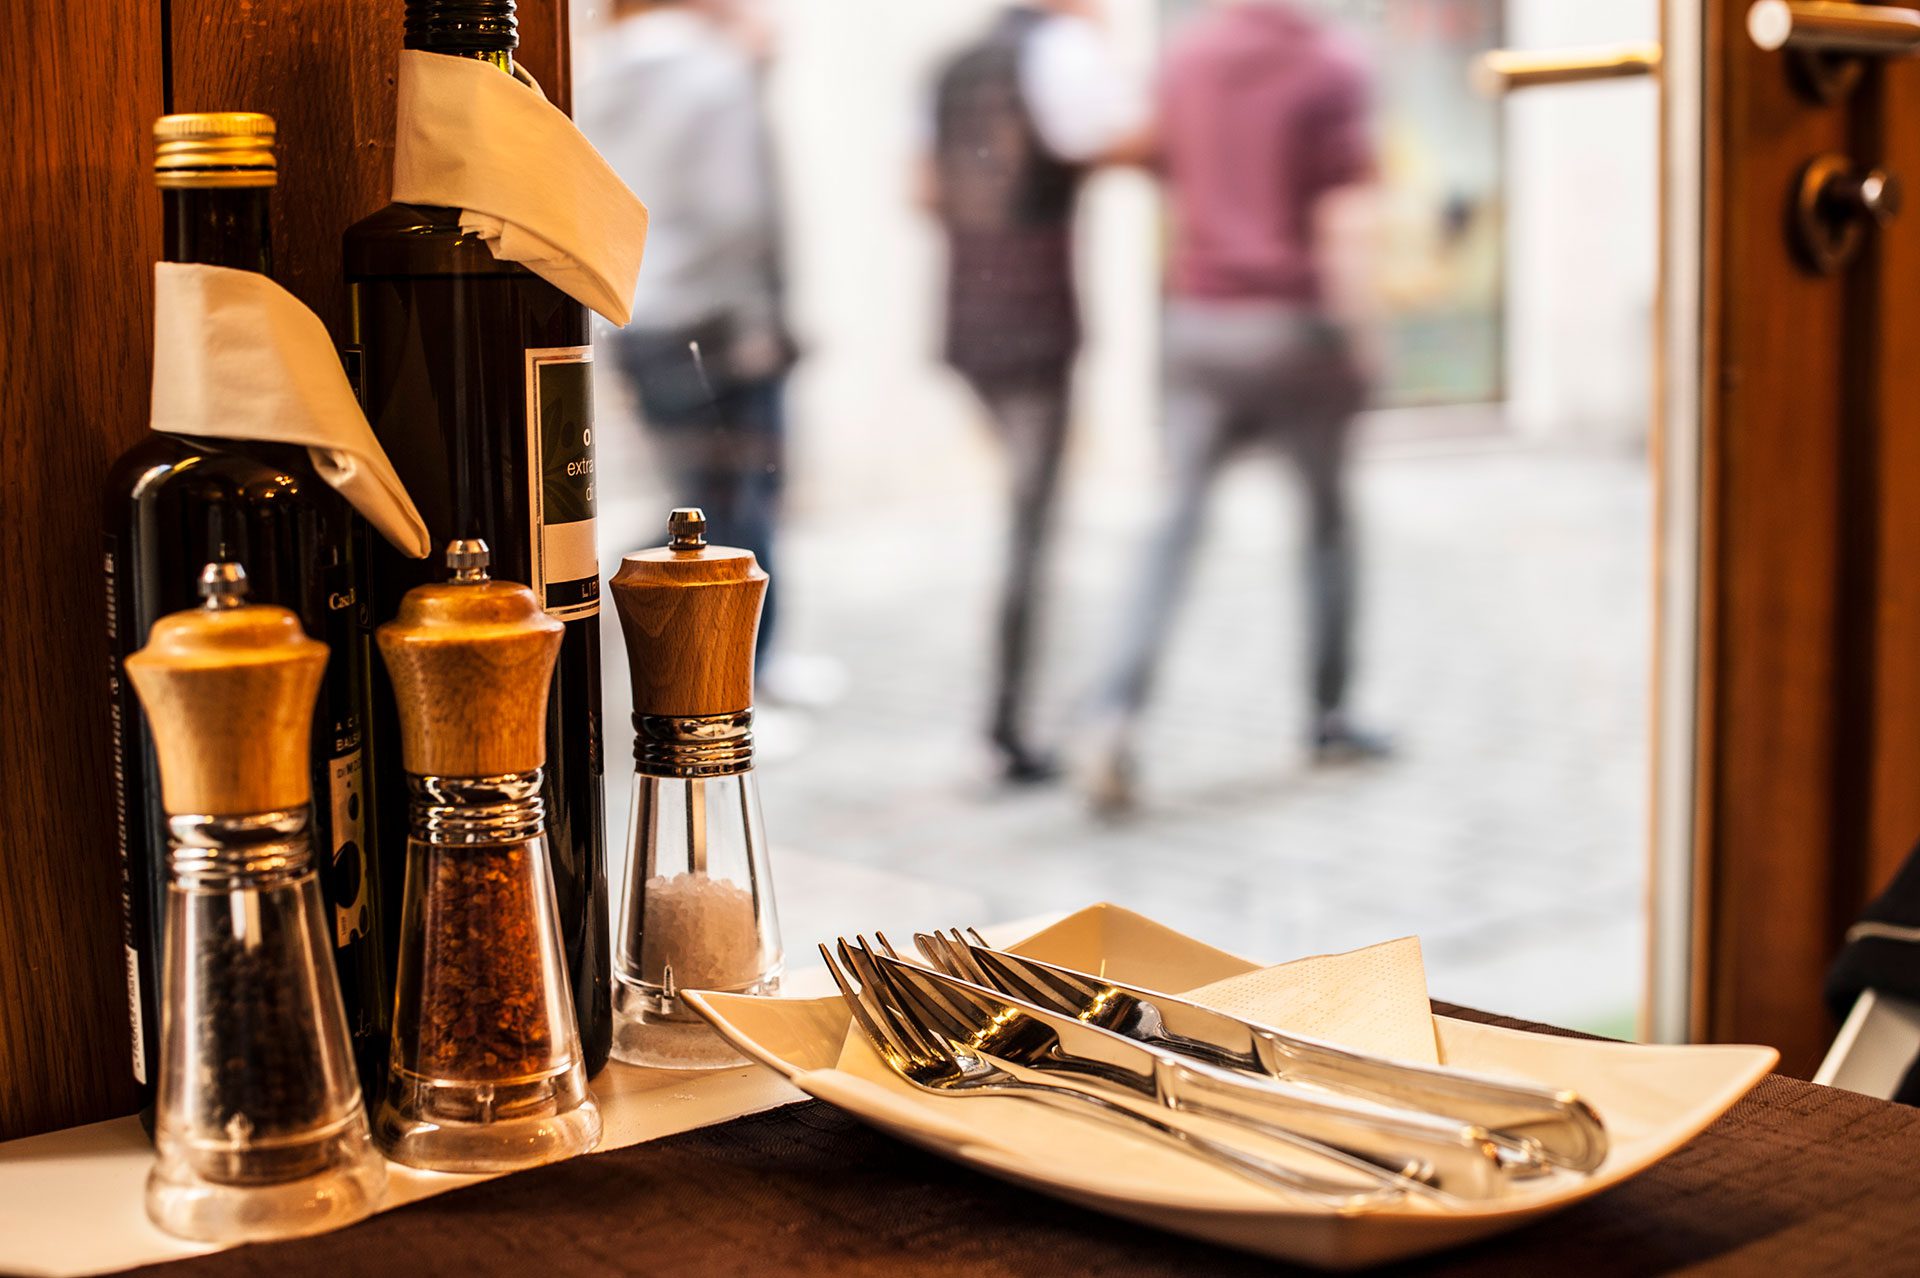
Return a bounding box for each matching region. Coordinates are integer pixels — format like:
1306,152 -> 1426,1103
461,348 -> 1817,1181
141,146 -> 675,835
1472,43 -> 1660,94
1748,1 -> 1920,56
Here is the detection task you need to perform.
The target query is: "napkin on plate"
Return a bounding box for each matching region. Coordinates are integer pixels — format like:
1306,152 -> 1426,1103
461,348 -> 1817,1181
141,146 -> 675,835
1184,936 -> 1439,1065
392,49 -> 650,326
149,262 -> 432,559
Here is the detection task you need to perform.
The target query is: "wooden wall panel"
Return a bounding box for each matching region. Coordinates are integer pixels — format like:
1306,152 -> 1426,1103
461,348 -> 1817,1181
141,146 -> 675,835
0,0 -> 163,1140
170,2 -> 405,336
0,0 -> 576,1142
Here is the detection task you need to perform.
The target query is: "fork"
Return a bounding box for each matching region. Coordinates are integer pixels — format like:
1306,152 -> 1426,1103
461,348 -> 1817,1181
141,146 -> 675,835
820,939 -> 1417,1213
915,927 -> 1605,1174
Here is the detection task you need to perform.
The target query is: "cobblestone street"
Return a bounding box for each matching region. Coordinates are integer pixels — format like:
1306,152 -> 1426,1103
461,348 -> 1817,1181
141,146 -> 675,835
601,414 -> 1652,1038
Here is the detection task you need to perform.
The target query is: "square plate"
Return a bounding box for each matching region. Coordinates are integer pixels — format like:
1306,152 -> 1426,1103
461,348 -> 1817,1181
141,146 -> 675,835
686,904 -> 1776,1270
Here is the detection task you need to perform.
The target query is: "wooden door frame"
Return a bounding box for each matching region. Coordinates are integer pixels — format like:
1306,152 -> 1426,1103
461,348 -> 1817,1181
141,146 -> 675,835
1671,0 -> 1920,1075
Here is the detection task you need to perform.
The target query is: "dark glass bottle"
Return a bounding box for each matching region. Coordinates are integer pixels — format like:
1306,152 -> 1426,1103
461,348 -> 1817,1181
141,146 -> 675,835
344,0 -> 611,1074
104,114 -> 390,1124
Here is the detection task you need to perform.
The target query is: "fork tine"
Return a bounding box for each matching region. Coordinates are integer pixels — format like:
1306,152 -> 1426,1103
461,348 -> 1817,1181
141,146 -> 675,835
938,930 -> 1000,986
839,937 -> 945,1061
912,930 -> 987,987
819,942 -> 912,1068
874,952 -> 1012,1047
858,934 -> 976,1046
961,940 -> 1082,1010
963,933 -> 1105,1005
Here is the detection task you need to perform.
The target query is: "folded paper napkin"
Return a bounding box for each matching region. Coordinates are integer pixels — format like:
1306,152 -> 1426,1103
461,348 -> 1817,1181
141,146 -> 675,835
149,263 -> 432,559
824,936 -> 1441,1205
393,49 -> 650,326
1184,936 -> 1439,1065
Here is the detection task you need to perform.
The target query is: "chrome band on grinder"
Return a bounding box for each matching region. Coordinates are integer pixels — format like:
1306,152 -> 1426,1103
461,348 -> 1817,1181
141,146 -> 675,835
634,709 -> 754,778
408,770 -> 546,844
167,808 -> 313,888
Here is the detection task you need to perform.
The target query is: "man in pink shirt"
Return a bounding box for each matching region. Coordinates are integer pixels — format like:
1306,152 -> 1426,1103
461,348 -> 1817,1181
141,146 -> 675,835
1088,0 -> 1386,811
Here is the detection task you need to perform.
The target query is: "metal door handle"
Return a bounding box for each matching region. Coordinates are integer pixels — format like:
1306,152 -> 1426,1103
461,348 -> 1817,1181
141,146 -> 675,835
1748,2 -> 1920,56
1471,43 -> 1661,94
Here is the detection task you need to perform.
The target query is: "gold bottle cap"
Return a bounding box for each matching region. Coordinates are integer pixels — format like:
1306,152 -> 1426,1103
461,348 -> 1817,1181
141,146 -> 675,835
153,112 -> 277,189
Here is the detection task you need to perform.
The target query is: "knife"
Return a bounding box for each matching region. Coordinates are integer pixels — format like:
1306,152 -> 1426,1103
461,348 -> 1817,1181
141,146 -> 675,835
913,929 -> 1607,1174
867,947 -> 1519,1200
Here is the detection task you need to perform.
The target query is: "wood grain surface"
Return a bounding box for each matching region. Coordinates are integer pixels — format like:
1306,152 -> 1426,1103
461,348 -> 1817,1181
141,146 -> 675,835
0,0 -> 163,1143
1692,4 -> 1920,1072
377,579 -> 564,778
1695,0 -> 1858,1075
0,0 -> 577,1141
611,543 -> 767,719
126,605 -> 327,816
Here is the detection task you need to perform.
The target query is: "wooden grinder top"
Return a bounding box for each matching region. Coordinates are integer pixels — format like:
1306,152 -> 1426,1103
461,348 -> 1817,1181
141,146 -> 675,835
376,540 -> 564,777
610,508 -> 767,718
125,563 -> 327,816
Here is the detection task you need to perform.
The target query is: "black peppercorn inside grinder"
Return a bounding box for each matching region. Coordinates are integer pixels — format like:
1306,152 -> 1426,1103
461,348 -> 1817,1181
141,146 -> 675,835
374,540 -> 600,1173
125,563 -> 386,1242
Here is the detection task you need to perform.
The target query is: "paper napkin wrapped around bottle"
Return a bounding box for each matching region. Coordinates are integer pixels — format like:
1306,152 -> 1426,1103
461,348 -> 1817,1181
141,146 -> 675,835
817,936 -> 1441,1205
392,49 -> 649,326
149,263 -> 432,559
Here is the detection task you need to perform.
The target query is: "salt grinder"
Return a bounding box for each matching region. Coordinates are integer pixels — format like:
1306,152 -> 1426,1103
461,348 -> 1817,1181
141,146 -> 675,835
125,562 -> 386,1242
610,509 -> 784,1068
374,540 -> 601,1172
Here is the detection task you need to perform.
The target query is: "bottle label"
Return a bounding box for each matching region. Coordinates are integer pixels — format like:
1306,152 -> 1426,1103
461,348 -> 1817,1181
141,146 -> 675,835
124,945 -> 145,1085
104,535 -> 147,1086
328,747 -> 371,950
525,346 -> 599,621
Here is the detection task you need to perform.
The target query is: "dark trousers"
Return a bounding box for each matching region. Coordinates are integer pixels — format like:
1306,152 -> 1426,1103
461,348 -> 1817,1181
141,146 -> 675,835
963,370 -> 1072,754
613,329 -> 786,655
1105,300 -> 1366,725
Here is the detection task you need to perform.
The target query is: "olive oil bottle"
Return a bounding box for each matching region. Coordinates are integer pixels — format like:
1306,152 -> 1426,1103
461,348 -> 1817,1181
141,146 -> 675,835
343,0 -> 611,1073
104,113 -> 389,1122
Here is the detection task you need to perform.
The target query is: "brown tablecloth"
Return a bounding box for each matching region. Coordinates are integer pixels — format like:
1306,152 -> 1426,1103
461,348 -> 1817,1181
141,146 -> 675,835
116,1006 -> 1920,1277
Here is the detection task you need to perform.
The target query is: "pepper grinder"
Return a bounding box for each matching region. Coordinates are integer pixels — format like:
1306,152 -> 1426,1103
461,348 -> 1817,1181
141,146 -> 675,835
126,563 -> 386,1242
374,540 -> 601,1172
609,509 -> 784,1069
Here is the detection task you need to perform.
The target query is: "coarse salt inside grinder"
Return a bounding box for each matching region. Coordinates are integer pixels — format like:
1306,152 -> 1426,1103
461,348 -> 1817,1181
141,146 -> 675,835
610,508 -> 785,1068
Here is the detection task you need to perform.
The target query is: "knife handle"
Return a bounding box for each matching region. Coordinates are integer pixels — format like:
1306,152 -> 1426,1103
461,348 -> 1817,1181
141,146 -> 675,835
1156,1058 -> 1512,1200
1253,1031 -> 1607,1173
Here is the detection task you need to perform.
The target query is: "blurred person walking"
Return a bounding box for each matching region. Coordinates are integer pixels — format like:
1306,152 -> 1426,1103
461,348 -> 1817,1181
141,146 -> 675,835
578,0 -> 812,690
926,0 -> 1145,784
1086,0 -> 1387,813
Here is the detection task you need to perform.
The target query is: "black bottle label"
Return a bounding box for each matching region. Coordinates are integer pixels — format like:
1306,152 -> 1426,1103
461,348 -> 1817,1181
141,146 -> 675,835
525,346 -> 599,621
328,747 -> 371,949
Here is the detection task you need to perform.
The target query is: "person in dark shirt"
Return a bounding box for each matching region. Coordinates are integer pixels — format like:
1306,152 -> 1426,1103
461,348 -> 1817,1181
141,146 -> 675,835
926,1 -> 1145,783
1086,0 -> 1388,812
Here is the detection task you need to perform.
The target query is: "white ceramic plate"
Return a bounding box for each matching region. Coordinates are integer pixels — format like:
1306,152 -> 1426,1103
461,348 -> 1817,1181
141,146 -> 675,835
686,904 -> 1777,1270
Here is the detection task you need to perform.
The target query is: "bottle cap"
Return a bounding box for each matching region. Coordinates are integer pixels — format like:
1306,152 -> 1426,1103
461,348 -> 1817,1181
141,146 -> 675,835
153,113 -> 277,189
376,539 -> 564,777
125,562 -> 327,816
610,509 -> 768,719
404,0 -> 519,54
